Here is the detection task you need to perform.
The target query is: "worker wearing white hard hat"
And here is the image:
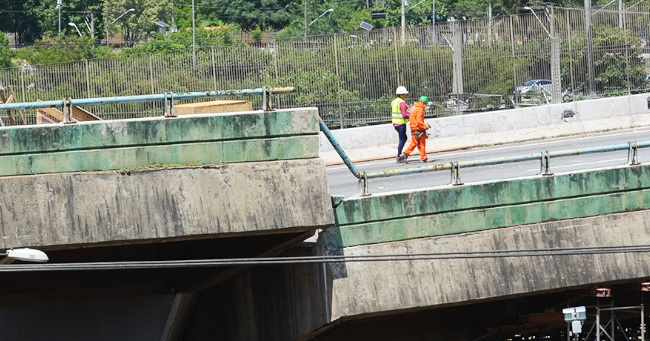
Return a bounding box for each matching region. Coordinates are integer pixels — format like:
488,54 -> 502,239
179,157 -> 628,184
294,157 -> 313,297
391,86 -> 410,163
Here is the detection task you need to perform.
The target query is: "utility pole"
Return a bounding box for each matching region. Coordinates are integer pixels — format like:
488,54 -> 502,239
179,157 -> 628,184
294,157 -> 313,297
618,0 -> 623,28
432,0 -> 436,45
192,0 -> 196,68
488,2 -> 492,46
304,0 -> 308,42
584,0 -> 596,97
105,3 -> 109,47
401,0 -> 406,45
171,0 -> 176,29
550,3 -> 562,103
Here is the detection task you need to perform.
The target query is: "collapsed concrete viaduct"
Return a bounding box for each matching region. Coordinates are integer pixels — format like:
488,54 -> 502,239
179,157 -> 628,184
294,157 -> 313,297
0,106 -> 648,341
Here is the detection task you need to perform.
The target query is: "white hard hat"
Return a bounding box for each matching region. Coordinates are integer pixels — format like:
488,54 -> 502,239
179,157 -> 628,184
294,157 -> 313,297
396,86 -> 409,95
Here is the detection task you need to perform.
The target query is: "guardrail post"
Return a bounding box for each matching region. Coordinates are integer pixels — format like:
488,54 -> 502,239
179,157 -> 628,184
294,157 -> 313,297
164,92 -> 175,117
628,141 -> 640,165
262,86 -> 270,111
358,172 -> 370,196
450,161 -> 463,186
539,151 -> 553,176
63,97 -> 74,124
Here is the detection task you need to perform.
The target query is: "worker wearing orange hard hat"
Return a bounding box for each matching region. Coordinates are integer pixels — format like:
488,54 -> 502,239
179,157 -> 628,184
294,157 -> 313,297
401,96 -> 430,163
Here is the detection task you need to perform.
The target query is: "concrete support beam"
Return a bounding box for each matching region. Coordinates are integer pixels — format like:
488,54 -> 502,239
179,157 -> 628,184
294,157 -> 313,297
333,164 -> 650,247
0,108 -> 320,176
0,159 -> 334,249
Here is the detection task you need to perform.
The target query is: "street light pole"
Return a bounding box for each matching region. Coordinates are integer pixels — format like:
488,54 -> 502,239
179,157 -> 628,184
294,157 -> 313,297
68,22 -> 83,37
106,8 -> 135,48
308,9 -> 334,26
57,0 -> 62,37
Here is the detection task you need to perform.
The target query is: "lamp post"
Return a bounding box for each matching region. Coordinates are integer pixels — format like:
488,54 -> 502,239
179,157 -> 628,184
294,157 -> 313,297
106,8 -> 135,47
0,248 -> 49,264
308,9 -> 334,28
57,0 -> 63,37
68,22 -> 83,37
350,34 -> 369,47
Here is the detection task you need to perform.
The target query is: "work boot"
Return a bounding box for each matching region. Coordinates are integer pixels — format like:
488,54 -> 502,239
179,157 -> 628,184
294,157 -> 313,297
399,153 -> 408,164
396,156 -> 403,164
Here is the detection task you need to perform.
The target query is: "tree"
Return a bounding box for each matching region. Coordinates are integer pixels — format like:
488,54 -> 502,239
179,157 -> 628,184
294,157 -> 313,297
0,33 -> 13,67
0,0 -> 42,45
197,0 -> 302,31
104,0 -> 169,47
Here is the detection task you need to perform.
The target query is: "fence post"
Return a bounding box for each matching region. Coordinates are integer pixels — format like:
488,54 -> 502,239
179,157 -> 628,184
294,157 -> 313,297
550,38 -> 561,103
20,68 -> 26,102
452,21 -> 464,115
393,27 -> 402,85
211,47 -> 217,92
623,9 -> 631,95
509,16 -> 518,104
550,5 -> 562,104
85,59 -> 91,98
333,34 -> 344,129
567,12 -> 576,94
149,53 -> 155,94
272,40 -> 281,108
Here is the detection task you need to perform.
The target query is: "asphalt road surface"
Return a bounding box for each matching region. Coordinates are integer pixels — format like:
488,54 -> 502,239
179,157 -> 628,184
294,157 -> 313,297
326,127 -> 650,198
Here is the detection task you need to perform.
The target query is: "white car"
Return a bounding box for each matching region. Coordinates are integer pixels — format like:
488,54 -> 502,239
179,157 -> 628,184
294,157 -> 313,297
516,79 -> 553,95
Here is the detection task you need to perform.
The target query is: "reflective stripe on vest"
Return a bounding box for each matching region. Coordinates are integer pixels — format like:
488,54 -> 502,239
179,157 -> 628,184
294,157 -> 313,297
391,97 -> 408,125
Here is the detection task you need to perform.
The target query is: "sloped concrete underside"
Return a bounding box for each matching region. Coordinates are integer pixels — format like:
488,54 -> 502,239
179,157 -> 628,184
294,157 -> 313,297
0,158 -> 333,249
189,209 -> 650,341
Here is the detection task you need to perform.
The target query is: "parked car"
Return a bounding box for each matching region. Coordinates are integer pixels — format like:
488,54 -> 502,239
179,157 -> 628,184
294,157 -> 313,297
516,79 -> 553,95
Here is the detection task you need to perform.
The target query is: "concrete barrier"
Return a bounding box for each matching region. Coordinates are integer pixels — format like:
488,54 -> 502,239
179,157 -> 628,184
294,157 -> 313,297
320,94 -> 650,164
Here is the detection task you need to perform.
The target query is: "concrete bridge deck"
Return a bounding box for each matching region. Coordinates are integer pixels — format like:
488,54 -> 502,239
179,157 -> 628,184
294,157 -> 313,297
0,101 -> 649,341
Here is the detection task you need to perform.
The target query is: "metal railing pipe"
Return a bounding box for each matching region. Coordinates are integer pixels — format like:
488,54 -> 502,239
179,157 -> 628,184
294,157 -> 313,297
0,87 -> 297,111
366,163 -> 452,179
362,140 -> 650,180
318,117 -> 362,179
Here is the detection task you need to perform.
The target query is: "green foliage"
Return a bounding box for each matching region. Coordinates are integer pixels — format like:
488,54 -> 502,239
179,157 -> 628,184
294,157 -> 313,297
104,0 -> 169,47
14,36 -> 113,65
0,33 -> 13,67
251,29 -> 263,44
199,0 -> 301,31
561,25 -> 645,94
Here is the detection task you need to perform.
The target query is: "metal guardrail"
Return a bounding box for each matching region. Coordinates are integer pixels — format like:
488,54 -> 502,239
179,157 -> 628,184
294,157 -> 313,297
0,87 -> 296,124
319,117 -> 649,196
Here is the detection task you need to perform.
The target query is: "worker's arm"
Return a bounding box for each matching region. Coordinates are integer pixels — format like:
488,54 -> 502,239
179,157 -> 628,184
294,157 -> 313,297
400,102 -> 410,119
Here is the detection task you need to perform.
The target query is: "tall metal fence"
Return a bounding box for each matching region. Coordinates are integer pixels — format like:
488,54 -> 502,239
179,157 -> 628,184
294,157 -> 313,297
2,6 -> 650,128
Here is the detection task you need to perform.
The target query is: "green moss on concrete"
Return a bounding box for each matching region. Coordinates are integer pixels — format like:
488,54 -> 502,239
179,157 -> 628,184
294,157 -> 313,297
334,165 -> 650,226
0,109 -> 318,155
332,189 -> 650,247
0,136 -> 318,176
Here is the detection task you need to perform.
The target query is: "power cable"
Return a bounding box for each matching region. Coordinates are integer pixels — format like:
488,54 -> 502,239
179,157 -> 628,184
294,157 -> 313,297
1,244 -> 650,272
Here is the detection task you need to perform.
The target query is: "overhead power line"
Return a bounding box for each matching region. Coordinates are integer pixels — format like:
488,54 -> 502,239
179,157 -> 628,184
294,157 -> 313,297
1,244 -> 650,272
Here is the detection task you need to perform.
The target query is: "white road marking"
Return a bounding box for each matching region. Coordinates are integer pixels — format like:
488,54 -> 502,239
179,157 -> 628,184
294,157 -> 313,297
327,128 -> 650,170
524,158 -> 627,172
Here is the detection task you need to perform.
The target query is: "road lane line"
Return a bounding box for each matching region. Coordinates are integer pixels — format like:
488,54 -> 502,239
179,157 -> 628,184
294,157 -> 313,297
524,158 -> 627,172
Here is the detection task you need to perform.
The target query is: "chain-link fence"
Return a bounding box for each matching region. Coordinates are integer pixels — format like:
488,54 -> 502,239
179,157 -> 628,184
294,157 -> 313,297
2,6 -> 650,128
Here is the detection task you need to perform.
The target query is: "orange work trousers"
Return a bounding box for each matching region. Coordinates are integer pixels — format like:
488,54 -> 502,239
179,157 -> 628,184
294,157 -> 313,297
404,133 -> 427,161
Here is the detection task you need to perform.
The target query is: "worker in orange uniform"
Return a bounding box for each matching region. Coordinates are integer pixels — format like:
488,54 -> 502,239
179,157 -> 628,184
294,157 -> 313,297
400,96 -> 430,163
